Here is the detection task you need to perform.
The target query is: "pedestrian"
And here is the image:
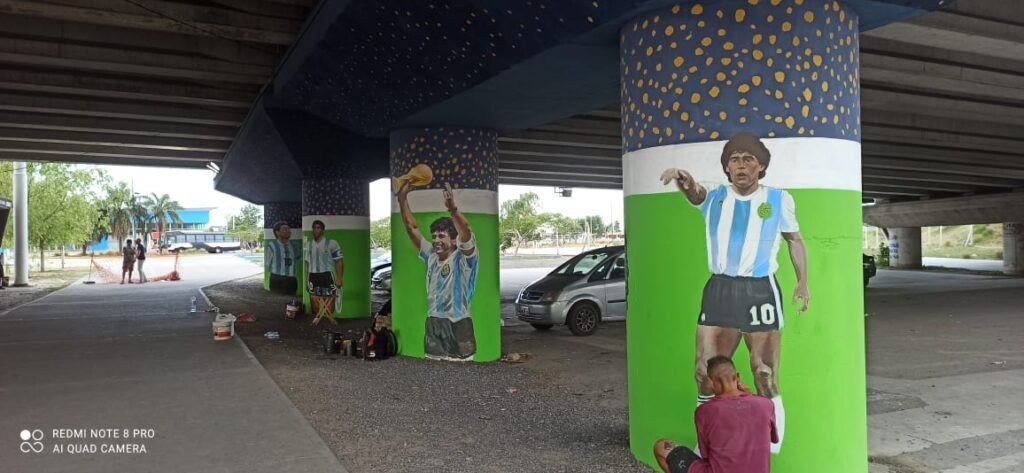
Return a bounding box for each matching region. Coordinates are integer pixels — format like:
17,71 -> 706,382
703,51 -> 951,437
0,248 -> 6,290
135,238 -> 147,284
653,356 -> 777,473
121,240 -> 135,284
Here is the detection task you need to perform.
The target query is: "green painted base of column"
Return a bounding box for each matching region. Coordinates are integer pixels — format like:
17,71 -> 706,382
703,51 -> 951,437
626,189 -> 866,472
302,228 -> 371,319
390,212 -> 500,362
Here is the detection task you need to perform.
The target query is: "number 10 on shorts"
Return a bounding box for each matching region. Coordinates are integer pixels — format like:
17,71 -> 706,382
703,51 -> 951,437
749,304 -> 776,326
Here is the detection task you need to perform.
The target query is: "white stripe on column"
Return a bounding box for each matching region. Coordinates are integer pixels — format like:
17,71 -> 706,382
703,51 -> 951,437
301,215 -> 370,230
390,189 -> 498,215
263,229 -> 304,240
624,137 -> 861,196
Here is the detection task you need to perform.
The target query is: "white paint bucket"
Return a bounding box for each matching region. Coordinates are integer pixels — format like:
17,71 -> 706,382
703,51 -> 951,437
212,314 -> 236,341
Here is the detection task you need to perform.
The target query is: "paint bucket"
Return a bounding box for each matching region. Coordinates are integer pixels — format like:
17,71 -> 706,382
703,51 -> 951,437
213,314 -> 236,341
323,331 -> 341,354
286,300 -> 301,320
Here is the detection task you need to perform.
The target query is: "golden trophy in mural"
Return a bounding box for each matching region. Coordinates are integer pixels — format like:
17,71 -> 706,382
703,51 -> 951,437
393,163 -> 434,192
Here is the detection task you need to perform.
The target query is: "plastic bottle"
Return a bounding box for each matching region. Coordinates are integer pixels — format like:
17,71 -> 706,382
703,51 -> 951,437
190,296 -> 197,313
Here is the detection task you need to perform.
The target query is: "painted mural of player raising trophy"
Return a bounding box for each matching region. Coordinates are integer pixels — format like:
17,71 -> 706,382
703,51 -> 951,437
660,132 -> 810,454
395,164 -> 480,361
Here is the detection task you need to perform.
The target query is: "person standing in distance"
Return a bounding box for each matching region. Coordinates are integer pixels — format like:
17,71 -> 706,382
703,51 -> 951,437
396,181 -> 479,361
135,238 -> 147,283
121,239 -> 136,284
660,132 -> 810,453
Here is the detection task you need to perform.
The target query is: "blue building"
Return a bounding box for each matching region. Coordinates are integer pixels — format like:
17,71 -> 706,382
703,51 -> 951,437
88,207 -> 214,252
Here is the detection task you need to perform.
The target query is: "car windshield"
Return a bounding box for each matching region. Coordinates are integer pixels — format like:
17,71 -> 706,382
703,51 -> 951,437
550,249 -> 618,276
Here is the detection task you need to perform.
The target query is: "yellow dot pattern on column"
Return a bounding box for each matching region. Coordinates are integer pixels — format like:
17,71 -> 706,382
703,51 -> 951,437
620,0 -> 860,151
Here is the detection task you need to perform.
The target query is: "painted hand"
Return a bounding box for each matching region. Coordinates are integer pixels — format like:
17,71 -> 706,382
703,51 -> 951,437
396,181 -> 411,200
659,168 -> 694,189
793,283 -> 811,313
443,183 -> 457,212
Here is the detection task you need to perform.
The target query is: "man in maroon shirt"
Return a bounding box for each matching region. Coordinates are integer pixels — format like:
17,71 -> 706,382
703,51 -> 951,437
654,356 -> 778,473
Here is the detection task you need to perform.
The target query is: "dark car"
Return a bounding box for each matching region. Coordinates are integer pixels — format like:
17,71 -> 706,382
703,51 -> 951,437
863,254 -> 877,287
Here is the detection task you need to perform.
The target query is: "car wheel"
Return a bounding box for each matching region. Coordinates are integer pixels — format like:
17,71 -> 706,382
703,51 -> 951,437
530,323 -> 553,331
215,247 -> 223,253
567,302 -> 600,337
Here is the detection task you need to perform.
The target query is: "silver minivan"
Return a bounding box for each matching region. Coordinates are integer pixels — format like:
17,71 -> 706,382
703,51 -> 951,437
514,246 -> 626,336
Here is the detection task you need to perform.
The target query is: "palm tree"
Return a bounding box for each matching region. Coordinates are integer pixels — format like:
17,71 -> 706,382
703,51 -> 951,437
105,183 -> 133,250
142,193 -> 182,255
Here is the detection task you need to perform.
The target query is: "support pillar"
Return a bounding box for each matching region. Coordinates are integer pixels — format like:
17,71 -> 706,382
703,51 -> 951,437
889,227 -> 922,269
263,202 -> 302,294
389,128 -> 500,362
301,178 -> 371,319
1003,223 -> 1024,276
621,1 -> 864,470
13,161 -> 29,286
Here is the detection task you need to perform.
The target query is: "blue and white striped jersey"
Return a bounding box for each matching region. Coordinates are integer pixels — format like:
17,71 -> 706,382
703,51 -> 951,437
305,237 -> 342,274
419,236 -> 479,321
697,184 -> 798,277
265,239 -> 299,276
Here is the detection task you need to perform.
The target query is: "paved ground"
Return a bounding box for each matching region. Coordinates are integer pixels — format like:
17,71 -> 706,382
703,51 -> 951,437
203,276 -> 646,473
865,270 -> 1024,473
0,255 -> 347,473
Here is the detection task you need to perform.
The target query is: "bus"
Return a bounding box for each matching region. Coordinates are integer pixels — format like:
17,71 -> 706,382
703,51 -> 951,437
163,231 -> 241,253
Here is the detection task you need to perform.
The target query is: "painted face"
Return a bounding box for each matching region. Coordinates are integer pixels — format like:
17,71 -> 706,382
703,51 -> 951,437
431,230 -> 454,258
275,225 -> 291,241
726,151 -> 764,188
312,224 -> 324,240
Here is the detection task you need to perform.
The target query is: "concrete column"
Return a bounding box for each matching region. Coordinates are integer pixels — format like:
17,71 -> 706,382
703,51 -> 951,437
620,1 -> 865,470
889,227 -> 922,269
301,178 -> 370,319
263,202 -> 302,294
13,162 -> 29,286
1004,222 -> 1024,276
389,127 -> 500,362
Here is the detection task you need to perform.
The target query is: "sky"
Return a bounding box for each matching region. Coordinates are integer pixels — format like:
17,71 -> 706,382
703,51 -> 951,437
92,165 -> 625,226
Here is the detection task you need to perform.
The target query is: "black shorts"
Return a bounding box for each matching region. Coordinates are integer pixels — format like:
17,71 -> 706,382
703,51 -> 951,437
269,273 -> 298,295
308,272 -> 336,296
424,317 -> 476,360
699,274 -> 783,332
666,446 -> 700,473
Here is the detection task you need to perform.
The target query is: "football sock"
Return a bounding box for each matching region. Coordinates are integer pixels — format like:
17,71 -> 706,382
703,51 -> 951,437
771,396 -> 785,454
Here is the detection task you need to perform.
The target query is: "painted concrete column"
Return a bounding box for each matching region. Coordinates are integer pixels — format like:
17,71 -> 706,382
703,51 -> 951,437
889,227 -> 922,269
621,1 -> 863,470
1003,222 -> 1024,276
13,161 -> 29,286
263,202 -> 302,294
389,128 -> 499,362
301,178 -> 371,320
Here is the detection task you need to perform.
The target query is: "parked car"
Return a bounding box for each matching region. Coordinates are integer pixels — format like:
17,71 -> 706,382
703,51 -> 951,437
515,246 -> 626,336
863,254 -> 877,287
371,253 -> 391,273
371,265 -> 392,292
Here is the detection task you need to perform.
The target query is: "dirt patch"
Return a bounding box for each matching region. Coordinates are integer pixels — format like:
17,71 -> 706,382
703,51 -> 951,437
0,267 -> 90,312
203,275 -> 647,473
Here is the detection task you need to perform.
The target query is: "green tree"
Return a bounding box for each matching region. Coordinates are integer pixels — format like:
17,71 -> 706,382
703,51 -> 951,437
539,212 -> 579,255
370,217 -> 391,249
139,193 -> 182,254
23,164 -> 102,271
100,182 -> 134,252
500,192 -> 543,255
227,204 -> 262,252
